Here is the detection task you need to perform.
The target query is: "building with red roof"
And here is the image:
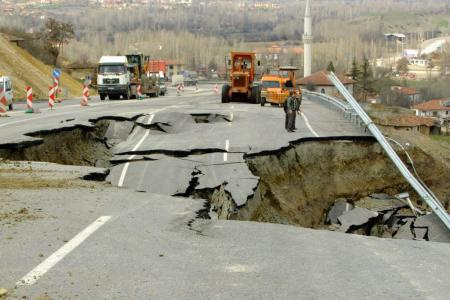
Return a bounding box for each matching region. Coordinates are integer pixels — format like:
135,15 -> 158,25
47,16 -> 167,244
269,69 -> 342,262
412,98 -> 450,121
298,70 -> 355,97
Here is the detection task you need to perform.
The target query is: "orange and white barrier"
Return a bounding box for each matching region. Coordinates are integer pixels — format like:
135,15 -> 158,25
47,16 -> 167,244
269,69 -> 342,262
81,85 -> 89,106
214,84 -> 219,94
137,84 -> 143,99
0,88 -> 7,113
26,86 -> 33,110
48,85 -> 55,109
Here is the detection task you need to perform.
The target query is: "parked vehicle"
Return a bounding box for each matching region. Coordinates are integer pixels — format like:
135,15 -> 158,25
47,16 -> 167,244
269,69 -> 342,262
0,75 -> 14,110
97,56 -> 131,100
127,54 -> 160,97
221,51 -> 261,103
172,75 -> 184,87
260,66 -> 302,106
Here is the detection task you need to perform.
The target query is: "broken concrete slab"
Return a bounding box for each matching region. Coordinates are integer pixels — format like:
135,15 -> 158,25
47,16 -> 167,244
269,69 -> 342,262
326,199 -> 353,224
414,214 -> 450,243
338,207 -> 379,233
107,158 -> 195,195
355,196 -> 407,212
104,120 -> 134,146
413,227 -> 428,240
196,162 -> 259,207
393,220 -> 414,240
370,193 -> 390,200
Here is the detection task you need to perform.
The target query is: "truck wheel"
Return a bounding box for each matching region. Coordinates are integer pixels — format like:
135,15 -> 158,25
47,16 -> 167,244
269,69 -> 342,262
260,97 -> 266,107
222,84 -> 230,103
100,94 -> 106,101
251,86 -> 261,104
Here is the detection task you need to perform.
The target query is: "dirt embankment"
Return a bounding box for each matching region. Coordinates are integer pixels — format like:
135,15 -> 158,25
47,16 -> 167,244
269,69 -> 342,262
232,139 -> 449,228
0,34 -> 84,100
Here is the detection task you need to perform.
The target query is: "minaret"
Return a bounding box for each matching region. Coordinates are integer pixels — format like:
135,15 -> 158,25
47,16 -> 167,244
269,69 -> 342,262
303,0 -> 313,77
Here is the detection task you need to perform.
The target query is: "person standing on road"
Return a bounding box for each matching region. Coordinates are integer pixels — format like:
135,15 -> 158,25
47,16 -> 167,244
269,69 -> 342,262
284,91 -> 296,132
292,90 -> 302,130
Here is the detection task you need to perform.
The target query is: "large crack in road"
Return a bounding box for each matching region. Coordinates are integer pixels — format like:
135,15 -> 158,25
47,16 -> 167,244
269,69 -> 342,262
0,110 -> 448,243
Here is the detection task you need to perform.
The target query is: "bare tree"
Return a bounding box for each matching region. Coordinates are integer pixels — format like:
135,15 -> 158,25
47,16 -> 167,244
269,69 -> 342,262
40,18 -> 75,66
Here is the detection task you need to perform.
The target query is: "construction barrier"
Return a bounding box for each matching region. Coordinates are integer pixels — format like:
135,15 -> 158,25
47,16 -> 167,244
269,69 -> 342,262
53,77 -> 62,103
137,84 -> 143,99
25,86 -> 33,113
48,85 -> 55,109
81,85 -> 89,106
0,88 -> 7,113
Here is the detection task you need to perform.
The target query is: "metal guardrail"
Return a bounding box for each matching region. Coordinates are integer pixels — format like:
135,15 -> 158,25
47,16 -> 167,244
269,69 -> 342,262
327,72 -> 450,230
303,90 -> 365,129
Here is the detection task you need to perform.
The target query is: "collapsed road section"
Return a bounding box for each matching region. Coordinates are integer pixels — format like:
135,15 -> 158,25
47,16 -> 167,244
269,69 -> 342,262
0,109 -> 448,243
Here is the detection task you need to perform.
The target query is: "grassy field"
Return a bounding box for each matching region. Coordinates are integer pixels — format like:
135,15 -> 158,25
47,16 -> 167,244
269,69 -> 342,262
431,134 -> 450,145
0,34 -> 83,100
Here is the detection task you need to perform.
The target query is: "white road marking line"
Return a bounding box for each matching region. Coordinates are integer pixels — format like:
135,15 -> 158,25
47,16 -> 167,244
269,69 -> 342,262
301,112 -> 320,138
16,216 -> 111,286
224,139 -> 230,162
117,114 -> 155,187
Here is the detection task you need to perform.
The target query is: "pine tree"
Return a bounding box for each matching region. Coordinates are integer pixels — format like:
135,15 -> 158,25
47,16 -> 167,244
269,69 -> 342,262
350,57 -> 360,81
360,57 -> 373,102
327,61 -> 335,72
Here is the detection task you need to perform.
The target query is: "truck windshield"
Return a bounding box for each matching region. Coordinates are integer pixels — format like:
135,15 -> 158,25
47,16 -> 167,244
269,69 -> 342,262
99,65 -> 126,74
263,81 -> 280,88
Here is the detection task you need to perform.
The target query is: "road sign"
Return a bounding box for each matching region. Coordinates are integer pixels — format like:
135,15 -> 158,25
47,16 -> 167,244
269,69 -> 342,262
53,69 -> 61,79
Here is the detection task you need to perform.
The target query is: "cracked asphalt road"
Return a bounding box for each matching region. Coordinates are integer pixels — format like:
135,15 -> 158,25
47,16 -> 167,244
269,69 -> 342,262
1,84 -> 449,299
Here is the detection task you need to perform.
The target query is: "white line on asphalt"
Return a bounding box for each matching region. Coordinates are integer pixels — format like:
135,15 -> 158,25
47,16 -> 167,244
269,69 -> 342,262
117,114 -> 155,187
224,139 -> 230,162
301,112 -> 320,137
16,216 -> 111,286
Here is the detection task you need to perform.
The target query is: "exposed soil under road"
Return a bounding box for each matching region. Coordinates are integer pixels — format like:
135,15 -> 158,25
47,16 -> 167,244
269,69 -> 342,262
0,117 -> 448,239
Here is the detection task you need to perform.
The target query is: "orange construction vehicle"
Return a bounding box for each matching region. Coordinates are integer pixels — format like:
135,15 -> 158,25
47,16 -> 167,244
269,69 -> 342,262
260,66 -> 302,106
222,52 -> 261,104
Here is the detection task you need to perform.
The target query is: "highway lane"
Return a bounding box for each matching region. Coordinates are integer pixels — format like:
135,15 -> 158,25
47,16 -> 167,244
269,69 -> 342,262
1,88 -> 449,299
2,184 -> 449,299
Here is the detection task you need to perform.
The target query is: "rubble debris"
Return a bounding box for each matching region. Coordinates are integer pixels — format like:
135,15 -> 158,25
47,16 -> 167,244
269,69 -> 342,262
338,207 -> 379,233
414,214 -> 450,243
355,196 -> 407,212
326,199 -> 353,224
370,193 -> 390,200
393,220 -> 414,240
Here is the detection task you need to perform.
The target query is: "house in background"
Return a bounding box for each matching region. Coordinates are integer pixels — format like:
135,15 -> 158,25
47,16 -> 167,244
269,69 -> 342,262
412,98 -> 450,121
165,60 -> 184,80
299,70 -> 354,98
389,86 -> 423,105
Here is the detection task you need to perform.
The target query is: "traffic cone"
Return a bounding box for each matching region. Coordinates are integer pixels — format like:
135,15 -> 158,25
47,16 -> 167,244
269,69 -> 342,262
137,84 -> 143,100
0,88 -> 7,114
48,85 -> 55,109
81,85 -> 89,106
25,86 -> 34,113
214,84 -> 219,94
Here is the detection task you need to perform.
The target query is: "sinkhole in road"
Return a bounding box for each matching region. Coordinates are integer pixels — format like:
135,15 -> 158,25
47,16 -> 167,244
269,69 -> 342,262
0,120 -> 113,168
198,140 -> 449,240
0,116 -> 448,240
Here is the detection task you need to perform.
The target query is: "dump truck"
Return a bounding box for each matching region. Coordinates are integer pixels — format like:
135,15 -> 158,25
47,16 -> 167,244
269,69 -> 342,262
221,52 -> 261,104
260,66 -> 302,106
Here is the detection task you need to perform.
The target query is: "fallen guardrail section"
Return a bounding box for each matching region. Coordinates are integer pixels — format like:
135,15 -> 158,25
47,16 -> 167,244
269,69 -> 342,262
327,71 -> 450,230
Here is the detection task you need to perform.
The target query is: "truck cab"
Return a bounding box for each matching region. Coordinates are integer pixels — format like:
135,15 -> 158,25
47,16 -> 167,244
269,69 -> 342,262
97,56 -> 131,100
0,76 -> 13,110
260,67 -> 302,106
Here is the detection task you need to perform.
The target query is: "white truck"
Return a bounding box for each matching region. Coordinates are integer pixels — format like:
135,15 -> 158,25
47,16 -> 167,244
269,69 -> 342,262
97,56 -> 132,100
0,76 -> 13,110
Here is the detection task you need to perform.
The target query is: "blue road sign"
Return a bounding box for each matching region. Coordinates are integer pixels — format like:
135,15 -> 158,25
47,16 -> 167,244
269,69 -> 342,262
53,69 -> 61,78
